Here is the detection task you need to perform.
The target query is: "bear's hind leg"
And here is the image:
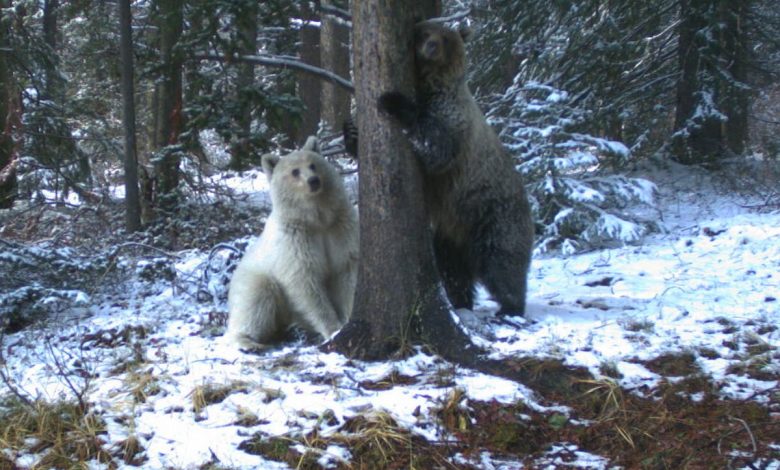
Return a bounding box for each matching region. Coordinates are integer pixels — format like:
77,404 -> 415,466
434,234 -> 475,310
479,249 -> 529,317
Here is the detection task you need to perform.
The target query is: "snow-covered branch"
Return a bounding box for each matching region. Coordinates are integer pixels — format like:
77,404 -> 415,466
196,54 -> 354,93
320,3 -> 352,25
417,9 -> 471,25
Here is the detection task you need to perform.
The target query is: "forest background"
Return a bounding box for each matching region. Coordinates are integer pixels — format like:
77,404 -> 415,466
1,0 -> 778,242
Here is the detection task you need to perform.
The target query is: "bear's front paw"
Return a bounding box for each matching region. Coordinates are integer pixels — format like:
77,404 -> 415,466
377,92 -> 417,127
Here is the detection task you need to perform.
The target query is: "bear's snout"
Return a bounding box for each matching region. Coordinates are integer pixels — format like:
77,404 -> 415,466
307,176 -> 321,192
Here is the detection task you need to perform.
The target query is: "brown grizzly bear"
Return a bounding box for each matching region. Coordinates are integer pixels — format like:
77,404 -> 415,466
378,22 -> 534,316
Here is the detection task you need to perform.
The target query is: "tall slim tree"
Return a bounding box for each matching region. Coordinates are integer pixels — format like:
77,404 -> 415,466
35,0 -> 89,196
671,0 -> 752,165
228,0 -> 258,170
119,0 -> 141,232
153,0 -> 184,203
42,0 -> 60,98
671,0 -> 722,165
297,0 -> 322,142
0,0 -> 18,208
329,0 -> 473,360
722,0 -> 750,155
319,0 -> 351,131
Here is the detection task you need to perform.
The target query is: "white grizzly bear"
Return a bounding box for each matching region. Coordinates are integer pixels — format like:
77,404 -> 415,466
226,137 -> 358,350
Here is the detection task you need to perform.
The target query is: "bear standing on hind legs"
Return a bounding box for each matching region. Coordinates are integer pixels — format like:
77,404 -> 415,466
378,21 -> 534,316
226,137 -> 358,350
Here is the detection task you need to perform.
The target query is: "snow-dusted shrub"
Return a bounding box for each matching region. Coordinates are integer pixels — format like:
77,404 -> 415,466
488,80 -> 657,254
198,239 -> 250,307
0,241 -> 99,333
136,257 -> 176,283
0,284 -> 89,333
18,94 -> 91,202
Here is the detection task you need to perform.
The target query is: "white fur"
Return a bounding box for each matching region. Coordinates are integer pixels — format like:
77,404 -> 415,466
226,141 -> 358,350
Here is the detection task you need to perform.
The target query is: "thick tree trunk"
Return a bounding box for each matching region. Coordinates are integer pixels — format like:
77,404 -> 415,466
319,0 -> 351,131
119,0 -> 141,232
328,0 -> 474,361
154,0 -> 183,201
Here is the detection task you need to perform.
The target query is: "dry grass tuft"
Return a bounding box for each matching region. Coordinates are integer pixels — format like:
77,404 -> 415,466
434,388 -> 470,435
336,411 -> 413,464
239,410 -> 461,469
433,388 -> 549,459
642,351 -> 700,376
126,368 -> 161,404
116,435 -> 146,466
358,370 -> 419,391
0,398 -> 113,468
190,380 -> 249,414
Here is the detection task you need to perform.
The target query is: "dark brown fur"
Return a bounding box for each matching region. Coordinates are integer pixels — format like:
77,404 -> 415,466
378,23 -> 534,315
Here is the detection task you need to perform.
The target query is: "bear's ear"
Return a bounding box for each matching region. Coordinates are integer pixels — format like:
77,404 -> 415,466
458,25 -> 473,42
261,153 -> 279,178
302,136 -> 320,153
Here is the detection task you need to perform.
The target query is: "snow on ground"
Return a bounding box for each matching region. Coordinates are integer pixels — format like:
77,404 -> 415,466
469,173 -> 780,400
1,164 -> 779,468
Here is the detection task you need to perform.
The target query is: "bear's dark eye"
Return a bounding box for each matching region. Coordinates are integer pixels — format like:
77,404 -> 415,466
292,169 -> 300,177
309,164 -> 316,171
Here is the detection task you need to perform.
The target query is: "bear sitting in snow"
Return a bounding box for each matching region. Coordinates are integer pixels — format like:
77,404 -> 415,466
226,137 -> 359,350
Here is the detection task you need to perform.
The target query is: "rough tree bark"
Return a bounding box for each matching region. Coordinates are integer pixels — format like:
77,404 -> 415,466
319,0 -> 351,131
153,0 -> 183,202
297,0 -> 322,143
41,0 -> 91,195
119,0 -> 141,232
228,1 -> 258,171
328,0 -> 476,361
0,0 -> 18,208
42,0 -> 60,100
672,0 -> 722,165
722,0 -> 750,156
671,0 -> 751,165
